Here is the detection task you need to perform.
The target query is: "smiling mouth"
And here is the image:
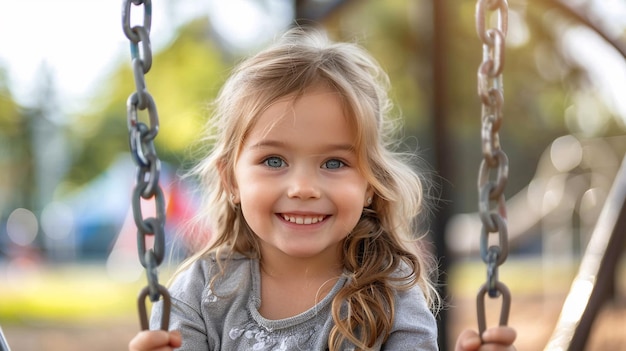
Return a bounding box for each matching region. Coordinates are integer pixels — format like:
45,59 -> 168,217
280,214 -> 327,224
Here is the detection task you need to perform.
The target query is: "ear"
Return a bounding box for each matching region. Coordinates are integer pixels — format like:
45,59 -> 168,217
364,187 -> 375,207
217,158 -> 239,203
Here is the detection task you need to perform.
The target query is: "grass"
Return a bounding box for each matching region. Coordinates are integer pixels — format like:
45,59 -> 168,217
448,256 -> 582,296
1,256 -> 623,325
0,263 -> 151,324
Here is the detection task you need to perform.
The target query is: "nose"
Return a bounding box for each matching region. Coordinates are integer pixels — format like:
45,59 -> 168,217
286,168 -> 321,200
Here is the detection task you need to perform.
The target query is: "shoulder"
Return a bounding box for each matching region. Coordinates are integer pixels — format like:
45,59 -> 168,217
393,282 -> 431,312
391,259 -> 437,324
385,283 -> 438,350
380,260 -> 438,349
168,252 -> 254,301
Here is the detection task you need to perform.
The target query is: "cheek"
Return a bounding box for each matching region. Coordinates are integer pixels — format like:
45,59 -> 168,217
232,161 -> 253,195
238,182 -> 277,219
335,183 -> 369,220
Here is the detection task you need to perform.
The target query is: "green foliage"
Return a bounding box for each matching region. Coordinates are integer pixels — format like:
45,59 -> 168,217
326,0 -> 431,136
66,18 -> 228,187
0,70 -> 21,137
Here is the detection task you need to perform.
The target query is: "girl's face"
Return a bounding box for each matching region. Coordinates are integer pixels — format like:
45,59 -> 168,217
232,85 -> 372,264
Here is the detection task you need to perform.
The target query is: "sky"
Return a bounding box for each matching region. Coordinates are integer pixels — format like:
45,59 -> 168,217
0,1 -> 179,113
0,0 -> 290,115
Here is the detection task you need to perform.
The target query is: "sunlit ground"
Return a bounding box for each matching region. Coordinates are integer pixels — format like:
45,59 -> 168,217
447,257 -> 626,350
1,257 -> 624,351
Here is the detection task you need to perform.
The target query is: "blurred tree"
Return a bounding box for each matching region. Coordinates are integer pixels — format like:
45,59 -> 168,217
0,65 -> 31,214
323,0 -> 625,212
59,0 -> 626,213
66,18 -> 228,188
0,67 -> 21,135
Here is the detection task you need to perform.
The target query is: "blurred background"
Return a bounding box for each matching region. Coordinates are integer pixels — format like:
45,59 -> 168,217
0,0 -> 625,350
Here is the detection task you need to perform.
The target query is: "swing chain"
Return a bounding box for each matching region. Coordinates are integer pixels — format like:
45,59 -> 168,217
475,0 -> 511,338
122,0 -> 171,331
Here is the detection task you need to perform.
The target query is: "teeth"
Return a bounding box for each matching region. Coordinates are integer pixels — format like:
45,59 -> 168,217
282,214 -> 325,224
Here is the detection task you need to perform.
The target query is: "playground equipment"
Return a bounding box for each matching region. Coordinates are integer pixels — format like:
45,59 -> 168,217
0,327 -> 9,351
546,150 -> 626,349
473,0 -> 512,340
466,1 -> 626,350
121,0 -> 171,332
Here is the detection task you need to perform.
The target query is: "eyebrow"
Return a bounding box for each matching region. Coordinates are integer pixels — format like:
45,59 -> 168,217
249,140 -> 355,153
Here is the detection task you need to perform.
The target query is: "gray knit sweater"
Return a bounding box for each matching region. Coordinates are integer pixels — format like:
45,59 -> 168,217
150,254 -> 438,350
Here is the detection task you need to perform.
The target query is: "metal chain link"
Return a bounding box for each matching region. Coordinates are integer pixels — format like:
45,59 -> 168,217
474,0 -> 511,339
122,0 -> 171,331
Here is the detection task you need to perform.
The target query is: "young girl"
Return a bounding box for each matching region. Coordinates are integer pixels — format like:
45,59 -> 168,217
129,27 -> 516,351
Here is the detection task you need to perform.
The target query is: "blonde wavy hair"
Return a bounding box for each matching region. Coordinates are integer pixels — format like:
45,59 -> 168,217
179,26 -> 439,350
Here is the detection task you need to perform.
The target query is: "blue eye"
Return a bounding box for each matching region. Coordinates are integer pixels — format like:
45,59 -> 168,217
323,159 -> 344,169
264,156 -> 285,168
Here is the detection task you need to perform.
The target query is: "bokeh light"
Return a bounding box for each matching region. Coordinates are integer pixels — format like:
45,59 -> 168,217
6,208 -> 39,246
40,202 -> 74,241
